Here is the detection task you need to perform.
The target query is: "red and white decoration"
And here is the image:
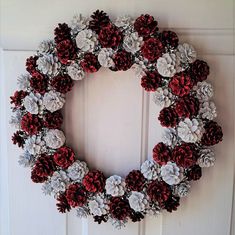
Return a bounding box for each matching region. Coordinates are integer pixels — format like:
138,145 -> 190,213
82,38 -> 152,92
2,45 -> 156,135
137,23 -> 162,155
10,10 -> 223,229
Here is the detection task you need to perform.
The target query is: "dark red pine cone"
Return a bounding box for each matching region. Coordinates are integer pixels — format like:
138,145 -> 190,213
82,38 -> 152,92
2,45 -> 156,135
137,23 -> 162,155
141,38 -> 164,62
169,72 -> 193,97
43,111 -> 63,129
201,121 -> 223,146
31,170 -> 48,183
160,30 -> 179,48
30,73 -> 48,94
189,59 -> 210,83
56,39 -> 77,65
93,215 -> 108,224
186,165 -> 202,181
164,195 -> 180,212
26,56 -> 38,76
129,210 -> 145,222
53,146 -> 75,169
56,193 -> 71,213
172,143 -> 198,168
54,23 -> 72,44
134,14 -> 158,38
147,180 -> 171,205
88,10 -> 110,34
109,197 -> 130,220
10,90 -> 28,107
31,154 -> 56,183
125,170 -> 145,191
50,74 -> 74,94
80,53 -> 101,73
82,170 -> 105,193
158,106 -> 179,127
12,130 -> 25,147
141,70 -> 162,91
113,49 -> 133,71
153,142 -> 172,165
175,95 -> 199,118
65,183 -> 87,207
98,23 -> 123,49
21,112 -> 42,135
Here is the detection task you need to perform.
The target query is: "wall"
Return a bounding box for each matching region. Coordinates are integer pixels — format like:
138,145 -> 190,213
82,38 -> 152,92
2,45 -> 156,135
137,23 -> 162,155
0,1 -> 234,235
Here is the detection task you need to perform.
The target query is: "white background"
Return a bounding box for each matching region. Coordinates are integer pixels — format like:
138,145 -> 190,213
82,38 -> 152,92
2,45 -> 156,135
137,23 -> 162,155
0,1 -> 234,235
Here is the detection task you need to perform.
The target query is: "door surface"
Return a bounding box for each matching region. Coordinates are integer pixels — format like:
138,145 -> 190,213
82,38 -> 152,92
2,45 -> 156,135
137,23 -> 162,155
0,1 -> 234,235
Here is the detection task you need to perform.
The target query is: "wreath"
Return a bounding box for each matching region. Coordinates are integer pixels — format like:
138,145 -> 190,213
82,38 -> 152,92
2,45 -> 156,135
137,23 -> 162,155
10,10 -> 223,229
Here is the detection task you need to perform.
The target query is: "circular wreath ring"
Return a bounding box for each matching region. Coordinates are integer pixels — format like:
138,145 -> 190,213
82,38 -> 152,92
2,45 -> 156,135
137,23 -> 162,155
10,10 -> 223,229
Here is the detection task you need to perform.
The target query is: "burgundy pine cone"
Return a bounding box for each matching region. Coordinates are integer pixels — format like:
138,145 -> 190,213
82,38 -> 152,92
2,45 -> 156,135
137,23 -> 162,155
89,10 -> 110,34
169,72 -> 193,97
172,143 -> 198,168
31,154 -> 56,183
50,74 -> 74,94
54,23 -> 72,44
21,113 -> 42,135
26,56 -> 38,76
141,38 -> 164,62
186,165 -> 202,181
12,130 -> 25,147
125,170 -> 145,191
134,14 -> 158,38
141,71 -> 162,91
93,215 -> 108,224
201,121 -> 223,146
189,59 -> 210,83
53,146 -> 75,169
66,183 -> 87,207
56,193 -> 71,213
10,90 -> 28,107
153,142 -> 172,165
175,95 -> 199,118
113,49 -> 133,71
147,180 -> 171,205
98,24 -> 123,49
158,107 -> 179,128
30,73 -> 48,94
56,39 -> 77,65
164,196 -> 180,212
129,210 -> 145,222
109,197 -> 130,220
80,53 -> 101,73
82,170 -> 105,193
160,30 -> 179,48
43,111 -> 63,129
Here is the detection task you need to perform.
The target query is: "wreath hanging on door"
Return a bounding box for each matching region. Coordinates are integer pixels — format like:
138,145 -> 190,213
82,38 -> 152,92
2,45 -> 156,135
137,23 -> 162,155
10,10 -> 223,229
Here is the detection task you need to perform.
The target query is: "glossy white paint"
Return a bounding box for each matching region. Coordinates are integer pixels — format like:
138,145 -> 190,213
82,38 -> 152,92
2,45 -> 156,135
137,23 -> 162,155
0,1 -> 234,235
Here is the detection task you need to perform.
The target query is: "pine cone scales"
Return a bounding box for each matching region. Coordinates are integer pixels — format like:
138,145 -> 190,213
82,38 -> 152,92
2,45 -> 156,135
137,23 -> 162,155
56,193 -> 71,213
54,23 -> 72,43
89,10 -> 110,33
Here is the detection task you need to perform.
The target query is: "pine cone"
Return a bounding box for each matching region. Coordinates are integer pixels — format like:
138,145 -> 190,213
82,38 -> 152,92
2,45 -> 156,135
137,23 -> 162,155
164,195 -> 180,212
160,30 -> 179,48
31,154 -> 56,183
129,210 -> 145,222
50,74 -> 74,94
93,214 -> 108,224
66,183 -> 87,207
109,197 -> 130,220
12,130 -> 25,147
153,142 -> 172,165
54,23 -> 72,44
158,107 -> 179,127
88,10 -> 110,34
82,170 -> 105,193
186,165 -> 202,181
175,95 -> 199,118
141,71 -> 162,91
125,170 -> 145,191
56,193 -> 71,213
201,121 -> 223,146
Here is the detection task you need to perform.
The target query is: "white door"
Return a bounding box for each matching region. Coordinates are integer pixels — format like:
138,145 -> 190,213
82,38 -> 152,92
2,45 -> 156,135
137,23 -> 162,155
0,1 -> 234,235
